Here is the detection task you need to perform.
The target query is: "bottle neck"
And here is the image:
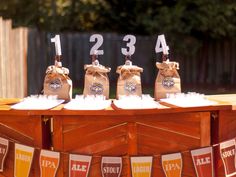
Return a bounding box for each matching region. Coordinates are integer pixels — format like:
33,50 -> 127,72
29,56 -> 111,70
55,55 -> 61,61
92,60 -> 99,66
55,55 -> 62,67
125,60 -> 132,66
92,54 -> 99,66
125,55 -> 132,66
162,54 -> 169,62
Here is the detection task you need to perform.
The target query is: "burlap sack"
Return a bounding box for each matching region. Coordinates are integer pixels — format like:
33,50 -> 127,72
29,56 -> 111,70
116,64 -> 143,99
43,62 -> 72,101
154,60 -> 181,100
83,64 -> 111,99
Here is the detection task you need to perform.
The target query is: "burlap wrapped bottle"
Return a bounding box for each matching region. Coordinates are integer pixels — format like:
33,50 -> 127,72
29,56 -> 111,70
83,59 -> 111,99
116,60 -> 143,99
43,61 -> 72,101
154,58 -> 181,100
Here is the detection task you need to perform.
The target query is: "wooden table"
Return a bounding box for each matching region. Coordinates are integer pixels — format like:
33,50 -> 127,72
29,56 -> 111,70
49,105 -> 230,177
0,96 -> 235,177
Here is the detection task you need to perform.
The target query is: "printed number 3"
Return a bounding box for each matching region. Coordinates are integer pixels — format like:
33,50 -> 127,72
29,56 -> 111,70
121,35 -> 136,56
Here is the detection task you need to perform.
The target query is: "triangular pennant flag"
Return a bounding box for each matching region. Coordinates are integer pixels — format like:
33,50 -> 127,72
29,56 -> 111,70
101,156 -> 122,177
191,147 -> 214,177
0,137 -> 9,172
14,143 -> 35,177
130,156 -> 153,177
69,154 -> 92,177
161,153 -> 182,177
39,149 -> 60,177
220,139 -> 236,177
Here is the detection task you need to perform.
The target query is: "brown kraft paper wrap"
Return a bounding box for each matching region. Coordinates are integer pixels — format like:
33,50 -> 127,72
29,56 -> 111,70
83,64 -> 111,99
116,63 -> 143,99
43,62 -> 72,101
154,60 -> 181,100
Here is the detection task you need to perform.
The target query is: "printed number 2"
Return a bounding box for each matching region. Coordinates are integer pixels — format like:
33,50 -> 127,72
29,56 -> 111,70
90,34 -> 104,55
121,35 -> 136,56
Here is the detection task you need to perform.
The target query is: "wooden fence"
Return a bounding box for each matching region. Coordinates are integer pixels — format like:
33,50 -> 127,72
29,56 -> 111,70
0,17 -> 28,98
0,17 -> 236,98
27,30 -> 236,95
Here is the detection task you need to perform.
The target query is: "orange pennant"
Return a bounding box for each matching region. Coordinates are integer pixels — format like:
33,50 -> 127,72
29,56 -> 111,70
39,149 -> 60,177
161,153 -> 182,177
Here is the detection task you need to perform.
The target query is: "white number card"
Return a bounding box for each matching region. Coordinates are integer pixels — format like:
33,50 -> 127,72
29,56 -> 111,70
90,34 -> 104,55
121,35 -> 136,56
155,34 -> 169,55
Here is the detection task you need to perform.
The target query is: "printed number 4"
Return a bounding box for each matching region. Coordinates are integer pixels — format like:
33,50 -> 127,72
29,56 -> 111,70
155,34 -> 169,55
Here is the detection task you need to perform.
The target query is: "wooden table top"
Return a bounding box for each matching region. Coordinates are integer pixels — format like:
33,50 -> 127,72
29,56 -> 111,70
206,94 -> 236,110
0,94 -> 235,116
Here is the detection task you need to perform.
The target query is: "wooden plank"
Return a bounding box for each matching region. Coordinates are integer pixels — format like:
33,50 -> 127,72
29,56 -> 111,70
127,122 -> 137,155
9,24 -> 14,97
1,19 -> 8,97
52,116 -> 63,177
231,41 -> 236,83
200,112 -> 211,146
0,18 -> 27,98
5,20 -> 11,98
19,28 -> 28,98
0,17 -> 3,97
23,29 -> 28,97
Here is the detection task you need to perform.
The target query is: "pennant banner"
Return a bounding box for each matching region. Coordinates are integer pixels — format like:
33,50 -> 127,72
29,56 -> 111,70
0,137 -> 9,172
161,153 -> 182,177
14,143 -> 35,177
69,154 -> 92,177
220,139 -> 236,177
40,149 -> 60,177
101,156 -> 122,177
131,156 -> 153,177
191,147 -> 214,177
2,135 -> 236,176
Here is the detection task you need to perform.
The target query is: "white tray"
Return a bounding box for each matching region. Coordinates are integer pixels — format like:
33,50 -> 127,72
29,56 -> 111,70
11,99 -> 64,110
113,99 -> 160,110
160,98 -> 217,107
64,99 -> 111,110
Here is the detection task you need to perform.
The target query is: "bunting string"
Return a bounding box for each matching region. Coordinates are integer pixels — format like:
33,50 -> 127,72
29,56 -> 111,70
3,136 -> 229,158
0,136 -> 235,177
